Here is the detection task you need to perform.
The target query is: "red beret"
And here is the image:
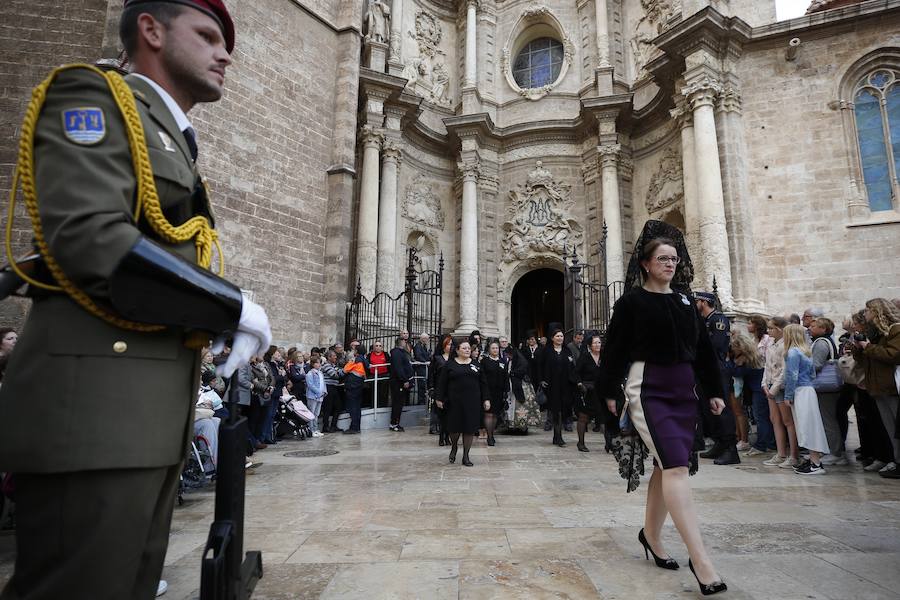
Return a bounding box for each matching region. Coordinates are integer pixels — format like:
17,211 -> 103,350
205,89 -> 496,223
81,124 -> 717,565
124,0 -> 235,53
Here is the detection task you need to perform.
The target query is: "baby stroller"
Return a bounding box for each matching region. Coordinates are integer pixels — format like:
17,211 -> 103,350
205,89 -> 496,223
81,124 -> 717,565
274,392 -> 314,440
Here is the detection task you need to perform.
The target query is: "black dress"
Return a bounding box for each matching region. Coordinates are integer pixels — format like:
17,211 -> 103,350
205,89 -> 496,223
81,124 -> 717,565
437,358 -> 489,434
534,345 -> 577,414
574,350 -> 602,417
481,355 -> 509,417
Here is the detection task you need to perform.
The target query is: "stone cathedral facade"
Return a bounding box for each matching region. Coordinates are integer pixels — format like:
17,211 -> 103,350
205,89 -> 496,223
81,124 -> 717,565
1,0 -> 900,345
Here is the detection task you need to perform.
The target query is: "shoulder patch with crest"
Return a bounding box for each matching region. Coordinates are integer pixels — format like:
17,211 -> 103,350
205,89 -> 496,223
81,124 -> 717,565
62,107 -> 106,145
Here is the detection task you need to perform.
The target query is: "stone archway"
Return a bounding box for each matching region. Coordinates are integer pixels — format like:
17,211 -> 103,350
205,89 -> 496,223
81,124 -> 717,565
510,269 -> 565,346
497,255 -> 566,343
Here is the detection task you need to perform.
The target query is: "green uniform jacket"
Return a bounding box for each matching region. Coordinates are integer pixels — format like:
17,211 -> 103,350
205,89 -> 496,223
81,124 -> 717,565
0,67 -> 212,472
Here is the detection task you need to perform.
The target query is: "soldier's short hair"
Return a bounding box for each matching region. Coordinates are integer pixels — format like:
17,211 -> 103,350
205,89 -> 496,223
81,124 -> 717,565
120,2 -> 186,56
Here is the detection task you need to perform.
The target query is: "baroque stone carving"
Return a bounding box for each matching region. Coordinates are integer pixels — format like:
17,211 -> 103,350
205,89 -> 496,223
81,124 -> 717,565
402,11 -> 452,106
501,161 -> 584,263
403,180 -> 444,229
364,0 -> 391,43
646,145 -> 683,213
631,0 -> 678,79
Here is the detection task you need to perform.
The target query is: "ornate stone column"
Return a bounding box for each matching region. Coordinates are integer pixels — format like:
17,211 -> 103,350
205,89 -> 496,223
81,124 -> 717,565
464,0 -> 478,88
387,0 -> 403,75
683,76 -> 733,306
595,0 -> 610,68
376,140 -> 402,296
671,97 -> 701,279
457,159 -> 480,331
356,126 -> 383,298
598,144 -> 625,284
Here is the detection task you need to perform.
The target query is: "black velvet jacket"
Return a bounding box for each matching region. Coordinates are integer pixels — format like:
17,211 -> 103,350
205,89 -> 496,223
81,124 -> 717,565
596,287 -> 723,401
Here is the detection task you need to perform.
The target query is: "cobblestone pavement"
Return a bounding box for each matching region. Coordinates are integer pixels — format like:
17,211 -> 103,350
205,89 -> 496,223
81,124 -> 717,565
1,425 -> 899,599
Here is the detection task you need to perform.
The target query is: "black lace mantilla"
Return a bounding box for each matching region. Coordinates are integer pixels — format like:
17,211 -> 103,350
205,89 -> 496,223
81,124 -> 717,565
624,219 -> 695,293
611,433 -> 700,493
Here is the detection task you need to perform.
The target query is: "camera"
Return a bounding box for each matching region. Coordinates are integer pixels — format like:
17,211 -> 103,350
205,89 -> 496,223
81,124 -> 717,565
852,333 -> 867,342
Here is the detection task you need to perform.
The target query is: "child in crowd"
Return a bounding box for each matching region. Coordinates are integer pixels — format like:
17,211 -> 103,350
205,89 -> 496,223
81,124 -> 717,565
783,324 -> 830,475
305,357 -> 327,438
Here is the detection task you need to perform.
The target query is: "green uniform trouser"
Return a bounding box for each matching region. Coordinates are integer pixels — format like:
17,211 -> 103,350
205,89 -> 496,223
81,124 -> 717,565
1,464 -> 181,600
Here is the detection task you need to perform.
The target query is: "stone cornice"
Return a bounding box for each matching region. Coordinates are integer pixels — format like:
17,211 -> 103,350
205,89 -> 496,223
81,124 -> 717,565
748,0 -> 900,44
651,6 -> 752,60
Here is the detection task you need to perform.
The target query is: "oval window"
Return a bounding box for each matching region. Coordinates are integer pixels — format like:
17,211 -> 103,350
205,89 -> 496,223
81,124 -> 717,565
512,37 -> 564,89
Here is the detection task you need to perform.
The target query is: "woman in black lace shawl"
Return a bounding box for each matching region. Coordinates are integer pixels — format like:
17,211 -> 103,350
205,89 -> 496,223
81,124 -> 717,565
597,220 -> 728,594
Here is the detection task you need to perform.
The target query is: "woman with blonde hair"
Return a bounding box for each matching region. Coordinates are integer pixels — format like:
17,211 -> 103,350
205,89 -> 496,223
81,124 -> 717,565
729,333 -> 771,457
853,298 -> 900,478
782,324 -> 829,474
762,317 -> 795,468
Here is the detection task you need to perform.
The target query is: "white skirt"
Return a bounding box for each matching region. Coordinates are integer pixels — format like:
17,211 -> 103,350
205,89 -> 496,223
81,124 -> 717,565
792,386 -> 829,455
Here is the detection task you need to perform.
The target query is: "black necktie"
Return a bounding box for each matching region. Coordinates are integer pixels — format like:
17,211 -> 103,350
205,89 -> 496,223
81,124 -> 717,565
182,127 -> 198,162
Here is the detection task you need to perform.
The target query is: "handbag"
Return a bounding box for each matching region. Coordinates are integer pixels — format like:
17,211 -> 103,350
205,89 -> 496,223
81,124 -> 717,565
812,338 -> 842,393
534,388 -> 548,407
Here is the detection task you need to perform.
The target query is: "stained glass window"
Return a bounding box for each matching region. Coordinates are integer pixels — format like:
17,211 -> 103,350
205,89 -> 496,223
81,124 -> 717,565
512,38 -> 564,89
854,68 -> 899,212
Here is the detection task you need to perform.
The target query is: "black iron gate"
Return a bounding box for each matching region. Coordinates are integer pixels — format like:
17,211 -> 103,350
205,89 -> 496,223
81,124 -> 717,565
344,247 -> 444,352
564,222 -> 626,337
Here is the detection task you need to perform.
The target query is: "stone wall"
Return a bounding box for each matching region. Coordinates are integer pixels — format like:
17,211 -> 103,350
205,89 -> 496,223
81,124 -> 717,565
739,18 -> 900,319
0,0 -> 112,325
0,0 -> 351,347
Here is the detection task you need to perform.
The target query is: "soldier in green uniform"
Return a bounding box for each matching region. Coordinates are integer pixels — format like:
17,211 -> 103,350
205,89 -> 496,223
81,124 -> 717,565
0,1 -> 272,598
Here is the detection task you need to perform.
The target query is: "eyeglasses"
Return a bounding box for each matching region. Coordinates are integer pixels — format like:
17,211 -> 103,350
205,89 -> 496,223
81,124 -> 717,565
654,255 -> 680,265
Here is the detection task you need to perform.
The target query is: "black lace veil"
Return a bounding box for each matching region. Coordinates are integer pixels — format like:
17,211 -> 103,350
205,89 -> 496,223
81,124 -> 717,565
623,219 -> 695,293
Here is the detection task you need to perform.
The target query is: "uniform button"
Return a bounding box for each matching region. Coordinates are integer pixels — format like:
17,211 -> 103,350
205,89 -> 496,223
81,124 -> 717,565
113,341 -> 128,353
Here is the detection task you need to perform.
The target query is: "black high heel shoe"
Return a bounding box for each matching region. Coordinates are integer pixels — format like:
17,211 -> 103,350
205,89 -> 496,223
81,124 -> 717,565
462,456 -> 473,467
638,528 -> 679,570
688,559 -> 727,596
577,442 -> 589,452
449,447 -> 457,464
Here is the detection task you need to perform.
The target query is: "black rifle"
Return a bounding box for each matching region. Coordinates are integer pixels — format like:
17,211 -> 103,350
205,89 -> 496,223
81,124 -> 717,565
201,372 -> 263,599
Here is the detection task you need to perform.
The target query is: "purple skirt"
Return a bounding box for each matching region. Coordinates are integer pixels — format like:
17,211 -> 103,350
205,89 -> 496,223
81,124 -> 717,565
625,361 -> 697,469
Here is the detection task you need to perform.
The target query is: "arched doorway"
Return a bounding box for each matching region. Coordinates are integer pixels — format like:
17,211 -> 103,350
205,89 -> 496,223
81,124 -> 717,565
510,268 -> 564,345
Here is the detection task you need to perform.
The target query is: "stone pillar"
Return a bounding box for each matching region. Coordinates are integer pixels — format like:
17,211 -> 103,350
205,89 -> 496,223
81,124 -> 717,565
598,144 -> 625,284
683,76 -> 733,306
356,126 -> 383,298
595,0 -> 610,68
716,78 -> 765,313
457,159 -> 480,331
671,97 -> 701,279
376,141 -> 402,296
464,0 -> 478,88
387,0 -> 403,75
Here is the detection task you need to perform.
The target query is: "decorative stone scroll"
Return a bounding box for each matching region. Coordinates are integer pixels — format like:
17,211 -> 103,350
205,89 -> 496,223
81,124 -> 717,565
645,145 -> 683,213
402,180 -> 444,230
501,161 -> 584,262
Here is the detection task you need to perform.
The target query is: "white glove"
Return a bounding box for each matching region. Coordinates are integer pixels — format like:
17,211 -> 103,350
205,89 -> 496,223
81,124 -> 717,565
213,299 -> 272,379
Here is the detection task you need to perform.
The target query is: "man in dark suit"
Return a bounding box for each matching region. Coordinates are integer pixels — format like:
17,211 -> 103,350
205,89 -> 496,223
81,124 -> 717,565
0,2 -> 271,598
389,337 -> 415,431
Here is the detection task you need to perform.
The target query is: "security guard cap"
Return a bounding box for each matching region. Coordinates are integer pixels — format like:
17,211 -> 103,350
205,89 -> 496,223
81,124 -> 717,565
695,291 -> 717,304
124,0 -> 235,53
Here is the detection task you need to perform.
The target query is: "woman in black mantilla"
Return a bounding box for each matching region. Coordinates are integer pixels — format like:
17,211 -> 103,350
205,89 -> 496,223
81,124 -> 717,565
536,327 -> 577,446
597,220 -> 728,596
435,340 -> 491,466
574,332 -> 603,452
480,340 -> 509,446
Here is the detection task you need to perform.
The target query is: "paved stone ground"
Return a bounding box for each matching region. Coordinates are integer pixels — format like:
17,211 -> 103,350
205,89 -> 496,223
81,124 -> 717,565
1,425 -> 899,599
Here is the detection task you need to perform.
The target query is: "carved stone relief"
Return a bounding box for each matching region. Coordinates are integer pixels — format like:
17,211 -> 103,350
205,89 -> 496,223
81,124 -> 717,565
500,161 -> 584,263
407,230 -> 439,274
403,180 -> 445,230
645,145 -> 683,214
401,11 -> 453,106
631,0 -> 679,79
